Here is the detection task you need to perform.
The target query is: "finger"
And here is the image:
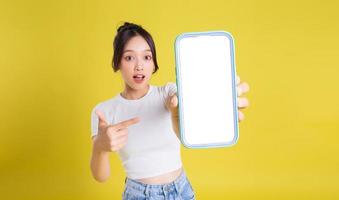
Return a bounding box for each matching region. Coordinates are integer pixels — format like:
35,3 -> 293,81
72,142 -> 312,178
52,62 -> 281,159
110,128 -> 128,138
113,117 -> 140,130
236,75 -> 240,85
114,133 -> 128,142
111,133 -> 128,146
166,95 -> 178,115
238,110 -> 245,121
237,82 -> 250,96
238,97 -> 249,108
166,94 -> 178,111
170,94 -> 178,108
111,138 -> 128,151
95,110 -> 108,127
111,134 -> 128,146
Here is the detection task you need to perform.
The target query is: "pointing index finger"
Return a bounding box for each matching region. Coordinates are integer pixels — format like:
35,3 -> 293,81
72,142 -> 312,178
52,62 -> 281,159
112,117 -> 140,130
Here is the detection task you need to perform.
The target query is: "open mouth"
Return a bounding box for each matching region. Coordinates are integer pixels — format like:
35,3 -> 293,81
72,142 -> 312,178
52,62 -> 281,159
133,74 -> 145,82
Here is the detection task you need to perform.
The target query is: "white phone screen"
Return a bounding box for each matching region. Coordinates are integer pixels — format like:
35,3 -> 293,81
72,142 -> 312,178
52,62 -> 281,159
174,31 -> 238,148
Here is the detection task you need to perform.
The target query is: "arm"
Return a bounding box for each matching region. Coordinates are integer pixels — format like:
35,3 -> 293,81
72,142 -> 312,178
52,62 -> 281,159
89,110 -> 140,183
90,135 -> 111,183
165,93 -> 180,139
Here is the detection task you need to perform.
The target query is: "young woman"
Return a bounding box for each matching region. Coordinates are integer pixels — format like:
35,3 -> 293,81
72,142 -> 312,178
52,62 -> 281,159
90,22 -> 250,200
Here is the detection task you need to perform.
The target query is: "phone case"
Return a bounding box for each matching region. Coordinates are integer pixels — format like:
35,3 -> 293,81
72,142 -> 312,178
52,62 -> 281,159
174,31 -> 239,148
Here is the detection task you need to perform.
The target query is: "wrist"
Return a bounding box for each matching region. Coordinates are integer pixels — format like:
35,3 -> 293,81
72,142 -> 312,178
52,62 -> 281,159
93,137 -> 108,155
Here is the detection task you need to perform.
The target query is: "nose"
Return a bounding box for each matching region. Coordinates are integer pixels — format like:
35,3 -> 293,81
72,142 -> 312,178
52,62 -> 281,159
135,62 -> 143,71
134,57 -> 144,71
135,65 -> 143,71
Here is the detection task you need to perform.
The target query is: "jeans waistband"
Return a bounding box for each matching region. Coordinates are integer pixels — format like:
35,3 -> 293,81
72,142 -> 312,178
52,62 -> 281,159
124,169 -> 187,196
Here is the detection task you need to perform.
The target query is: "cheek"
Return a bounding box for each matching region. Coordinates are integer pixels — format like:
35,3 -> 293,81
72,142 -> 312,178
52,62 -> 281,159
120,61 -> 133,71
120,69 -> 132,78
146,61 -> 155,71
119,66 -> 133,79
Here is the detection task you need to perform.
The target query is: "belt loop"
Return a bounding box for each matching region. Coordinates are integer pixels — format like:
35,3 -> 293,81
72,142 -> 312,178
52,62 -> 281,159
162,185 -> 167,199
174,181 -> 181,195
144,184 -> 150,198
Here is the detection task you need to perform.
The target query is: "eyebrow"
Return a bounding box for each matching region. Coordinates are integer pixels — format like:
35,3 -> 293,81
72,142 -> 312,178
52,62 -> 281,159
123,49 -> 151,53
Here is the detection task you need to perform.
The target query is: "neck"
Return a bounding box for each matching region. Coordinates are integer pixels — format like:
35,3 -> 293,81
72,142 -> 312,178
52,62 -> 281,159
121,84 -> 150,100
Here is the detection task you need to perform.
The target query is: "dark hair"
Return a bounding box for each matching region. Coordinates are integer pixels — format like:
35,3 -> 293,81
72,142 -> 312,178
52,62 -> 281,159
112,22 -> 159,73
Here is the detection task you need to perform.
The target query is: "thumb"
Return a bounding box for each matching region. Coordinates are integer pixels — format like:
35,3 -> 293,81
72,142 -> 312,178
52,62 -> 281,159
95,110 -> 108,127
166,94 -> 178,113
169,94 -> 178,108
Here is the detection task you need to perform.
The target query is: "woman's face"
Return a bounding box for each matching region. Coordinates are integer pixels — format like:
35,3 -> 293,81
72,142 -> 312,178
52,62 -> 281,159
119,35 -> 155,91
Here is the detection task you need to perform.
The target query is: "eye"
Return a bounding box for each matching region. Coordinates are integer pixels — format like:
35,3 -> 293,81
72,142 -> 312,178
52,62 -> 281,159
124,55 -> 134,61
145,55 -> 152,60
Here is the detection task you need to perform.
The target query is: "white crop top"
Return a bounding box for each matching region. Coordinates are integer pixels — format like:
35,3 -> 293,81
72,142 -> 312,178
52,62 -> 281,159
90,82 -> 182,179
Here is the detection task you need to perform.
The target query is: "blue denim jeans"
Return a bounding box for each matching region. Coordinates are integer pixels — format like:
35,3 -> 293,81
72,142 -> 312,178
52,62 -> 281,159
122,170 -> 196,200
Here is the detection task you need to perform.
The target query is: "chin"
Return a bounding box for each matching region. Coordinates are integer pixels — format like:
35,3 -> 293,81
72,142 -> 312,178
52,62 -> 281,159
128,82 -> 149,90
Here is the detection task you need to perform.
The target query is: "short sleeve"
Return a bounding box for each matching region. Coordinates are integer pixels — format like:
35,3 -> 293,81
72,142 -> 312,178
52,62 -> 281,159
90,105 -> 98,138
163,82 -> 177,98
159,82 -> 177,108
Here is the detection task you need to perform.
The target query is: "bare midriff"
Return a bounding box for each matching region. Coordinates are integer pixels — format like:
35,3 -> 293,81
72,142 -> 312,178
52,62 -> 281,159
135,167 -> 183,185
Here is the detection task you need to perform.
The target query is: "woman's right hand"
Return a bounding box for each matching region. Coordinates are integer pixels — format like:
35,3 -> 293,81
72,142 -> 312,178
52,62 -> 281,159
93,110 -> 140,152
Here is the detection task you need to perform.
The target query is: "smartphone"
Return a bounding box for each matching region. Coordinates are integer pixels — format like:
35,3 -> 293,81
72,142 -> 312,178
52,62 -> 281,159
174,31 -> 239,148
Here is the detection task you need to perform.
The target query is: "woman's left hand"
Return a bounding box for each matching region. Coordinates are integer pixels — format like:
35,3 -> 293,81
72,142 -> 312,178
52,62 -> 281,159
166,75 -> 250,137
236,75 -> 250,121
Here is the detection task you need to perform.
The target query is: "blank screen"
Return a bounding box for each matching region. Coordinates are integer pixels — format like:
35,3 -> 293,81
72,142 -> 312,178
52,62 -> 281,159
175,32 -> 238,148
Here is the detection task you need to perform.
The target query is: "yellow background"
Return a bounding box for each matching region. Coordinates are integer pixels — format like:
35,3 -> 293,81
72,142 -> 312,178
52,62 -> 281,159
1,0 -> 338,199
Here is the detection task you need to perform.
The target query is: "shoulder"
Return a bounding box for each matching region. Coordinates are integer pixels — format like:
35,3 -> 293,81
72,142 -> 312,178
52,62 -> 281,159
152,82 -> 177,106
91,94 -> 120,115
